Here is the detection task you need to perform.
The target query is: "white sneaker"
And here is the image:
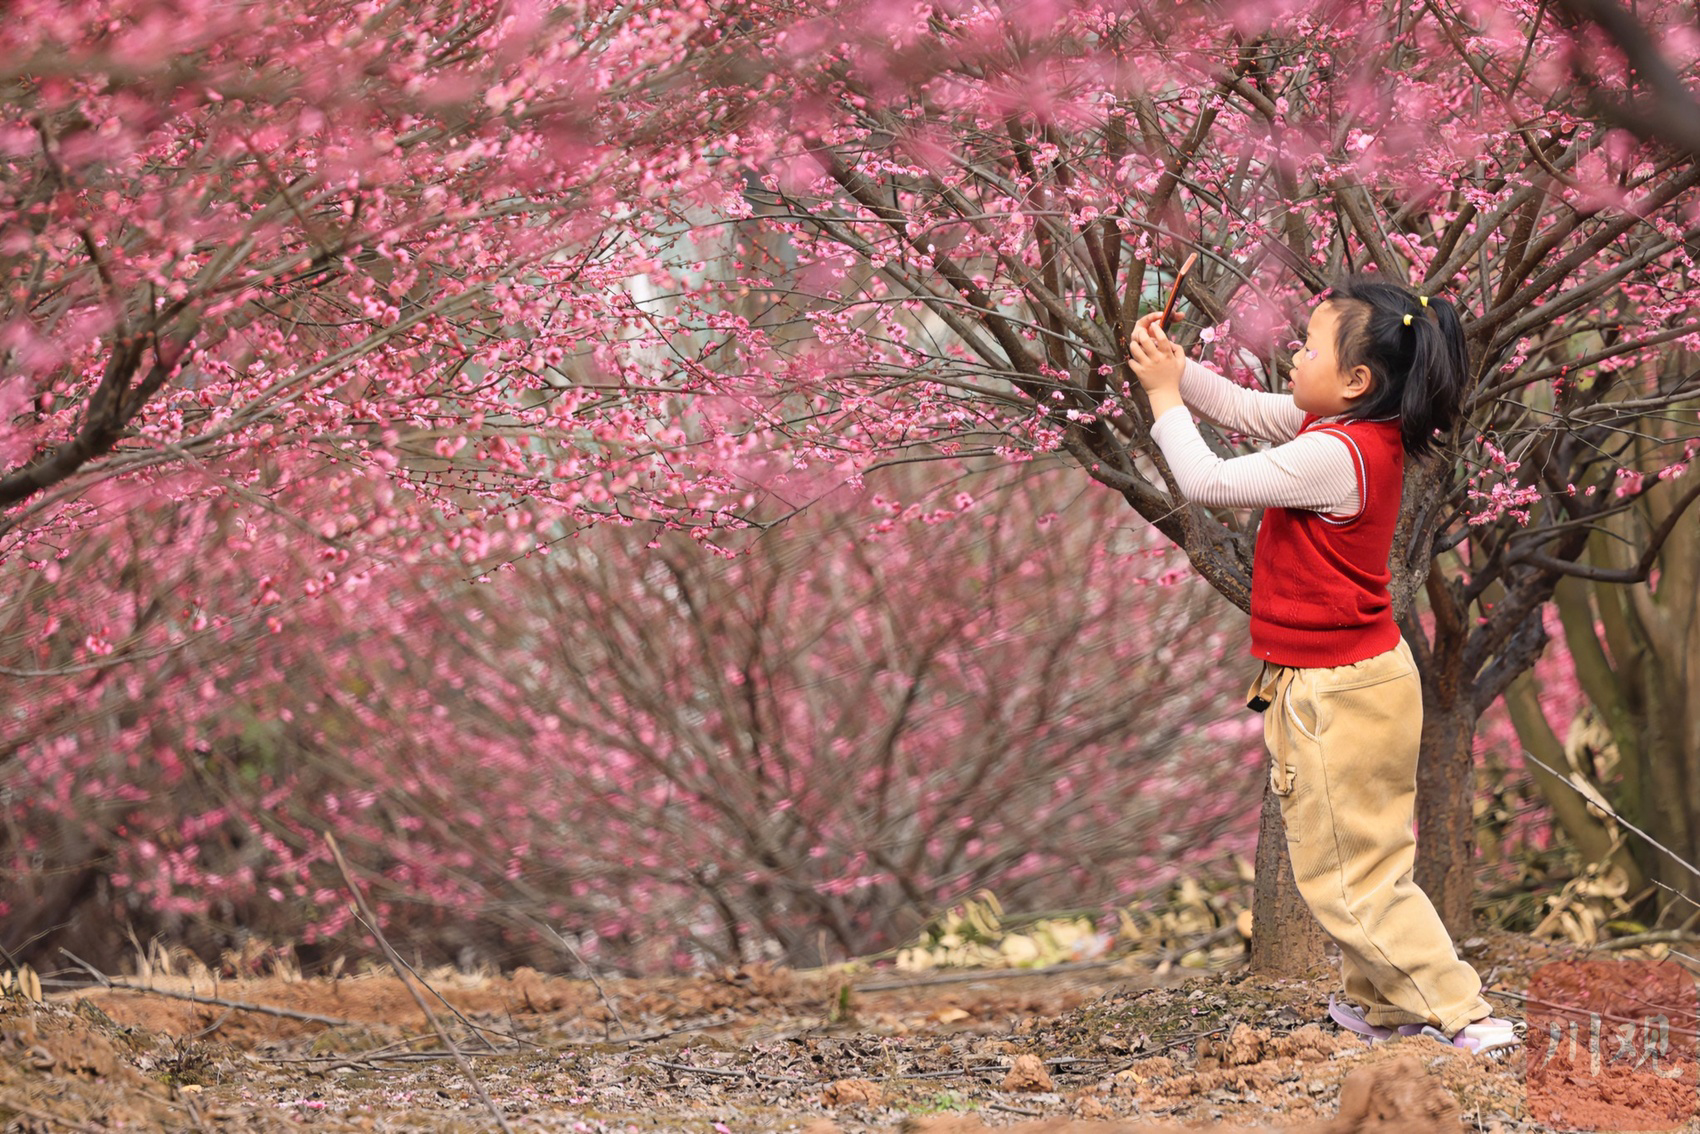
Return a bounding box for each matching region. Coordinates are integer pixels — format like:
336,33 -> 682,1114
1421,1015 -> 1521,1057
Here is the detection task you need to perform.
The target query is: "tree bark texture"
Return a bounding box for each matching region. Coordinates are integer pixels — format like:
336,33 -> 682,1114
1413,695 -> 1481,940
1250,780 -> 1330,977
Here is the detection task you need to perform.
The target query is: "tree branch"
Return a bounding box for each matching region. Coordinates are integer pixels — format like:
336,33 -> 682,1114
1551,0 -> 1700,159
1510,474 -> 1700,583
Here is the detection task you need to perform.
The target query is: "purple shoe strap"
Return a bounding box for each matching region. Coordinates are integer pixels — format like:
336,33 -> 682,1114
1327,994 -> 1395,1039
1327,995 -> 1428,1040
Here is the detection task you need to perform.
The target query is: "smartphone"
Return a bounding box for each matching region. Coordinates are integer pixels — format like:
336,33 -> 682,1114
1159,252 -> 1199,331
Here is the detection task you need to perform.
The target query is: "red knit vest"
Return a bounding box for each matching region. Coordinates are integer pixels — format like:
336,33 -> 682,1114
1249,417 -> 1405,668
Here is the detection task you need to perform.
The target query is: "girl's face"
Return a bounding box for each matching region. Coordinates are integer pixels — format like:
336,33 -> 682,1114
1288,301 -> 1370,417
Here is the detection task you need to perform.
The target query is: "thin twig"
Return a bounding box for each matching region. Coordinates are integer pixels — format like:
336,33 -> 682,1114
57,949 -> 112,987
1154,923 -> 1244,966
263,1048 -> 527,1072
538,922 -> 630,1037
254,1037 -> 445,1064
187,1008 -> 234,1040
650,1059 -> 747,1078
651,1059 -> 812,1085
346,908 -> 502,1052
853,956 -> 1125,991
1521,747 -> 1700,884
257,1010 -> 747,1061
254,1033 -> 467,1070
850,931 -> 1236,993
555,1012 -> 741,1045
1489,989 -> 1700,1041
325,834 -> 516,1134
1155,1025 -> 1231,1055
1587,930 -> 1700,952
988,1101 -> 1044,1116
57,951 -> 362,1027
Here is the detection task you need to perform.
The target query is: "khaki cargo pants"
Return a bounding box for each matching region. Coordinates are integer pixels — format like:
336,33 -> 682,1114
1250,638 -> 1493,1033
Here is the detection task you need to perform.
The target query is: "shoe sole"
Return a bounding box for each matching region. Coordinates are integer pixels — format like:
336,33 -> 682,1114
1328,995 -> 1427,1043
1331,997 -> 1520,1058
1417,1024 -> 1521,1059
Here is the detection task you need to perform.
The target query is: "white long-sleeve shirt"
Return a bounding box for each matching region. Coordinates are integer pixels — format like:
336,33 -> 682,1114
1147,359 -> 1362,516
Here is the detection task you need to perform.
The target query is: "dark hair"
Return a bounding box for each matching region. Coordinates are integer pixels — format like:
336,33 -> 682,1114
1320,275 -> 1470,458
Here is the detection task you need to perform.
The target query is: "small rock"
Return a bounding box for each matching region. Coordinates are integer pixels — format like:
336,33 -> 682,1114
820,1078 -> 883,1107
1072,1093 -> 1114,1119
1001,1052 -> 1053,1092
1274,1023 -> 1339,1062
1221,1022 -> 1267,1066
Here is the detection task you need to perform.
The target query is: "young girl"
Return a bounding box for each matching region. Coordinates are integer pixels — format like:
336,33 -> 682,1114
1125,274 -> 1519,1057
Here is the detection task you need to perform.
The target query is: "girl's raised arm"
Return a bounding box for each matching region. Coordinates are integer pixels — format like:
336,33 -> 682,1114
1177,358 -> 1307,443
1147,411 -> 1360,514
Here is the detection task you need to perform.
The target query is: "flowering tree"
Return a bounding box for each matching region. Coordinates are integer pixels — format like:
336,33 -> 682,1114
1495,0 -> 1700,929
632,0 -> 1700,941
0,0 -> 809,970
7,0 -> 1700,969
2,466 -> 1259,971
0,0 -> 785,586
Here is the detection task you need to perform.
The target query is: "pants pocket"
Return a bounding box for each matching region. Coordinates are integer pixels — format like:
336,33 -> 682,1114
1266,673 -> 1312,799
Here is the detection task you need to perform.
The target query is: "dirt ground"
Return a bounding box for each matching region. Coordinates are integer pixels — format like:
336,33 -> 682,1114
3,929 -> 1697,1133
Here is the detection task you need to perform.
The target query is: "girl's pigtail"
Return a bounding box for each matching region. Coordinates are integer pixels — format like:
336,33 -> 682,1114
1401,297 -> 1470,458
1326,273 -> 1473,458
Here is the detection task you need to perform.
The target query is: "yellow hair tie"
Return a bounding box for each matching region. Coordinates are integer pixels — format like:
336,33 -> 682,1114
1419,296 -> 1430,307
1403,313 -> 1413,326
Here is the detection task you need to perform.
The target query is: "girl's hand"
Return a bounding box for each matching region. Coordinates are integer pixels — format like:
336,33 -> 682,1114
1127,311 -> 1185,414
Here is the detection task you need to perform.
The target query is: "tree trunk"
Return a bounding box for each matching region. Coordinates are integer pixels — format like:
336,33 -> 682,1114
1624,522 -> 1700,917
1637,657 -> 1700,913
1503,667 -> 1646,891
1516,504 -> 1700,926
1414,693 -> 1480,939
1250,778 -> 1330,977
1591,517 -> 1700,918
